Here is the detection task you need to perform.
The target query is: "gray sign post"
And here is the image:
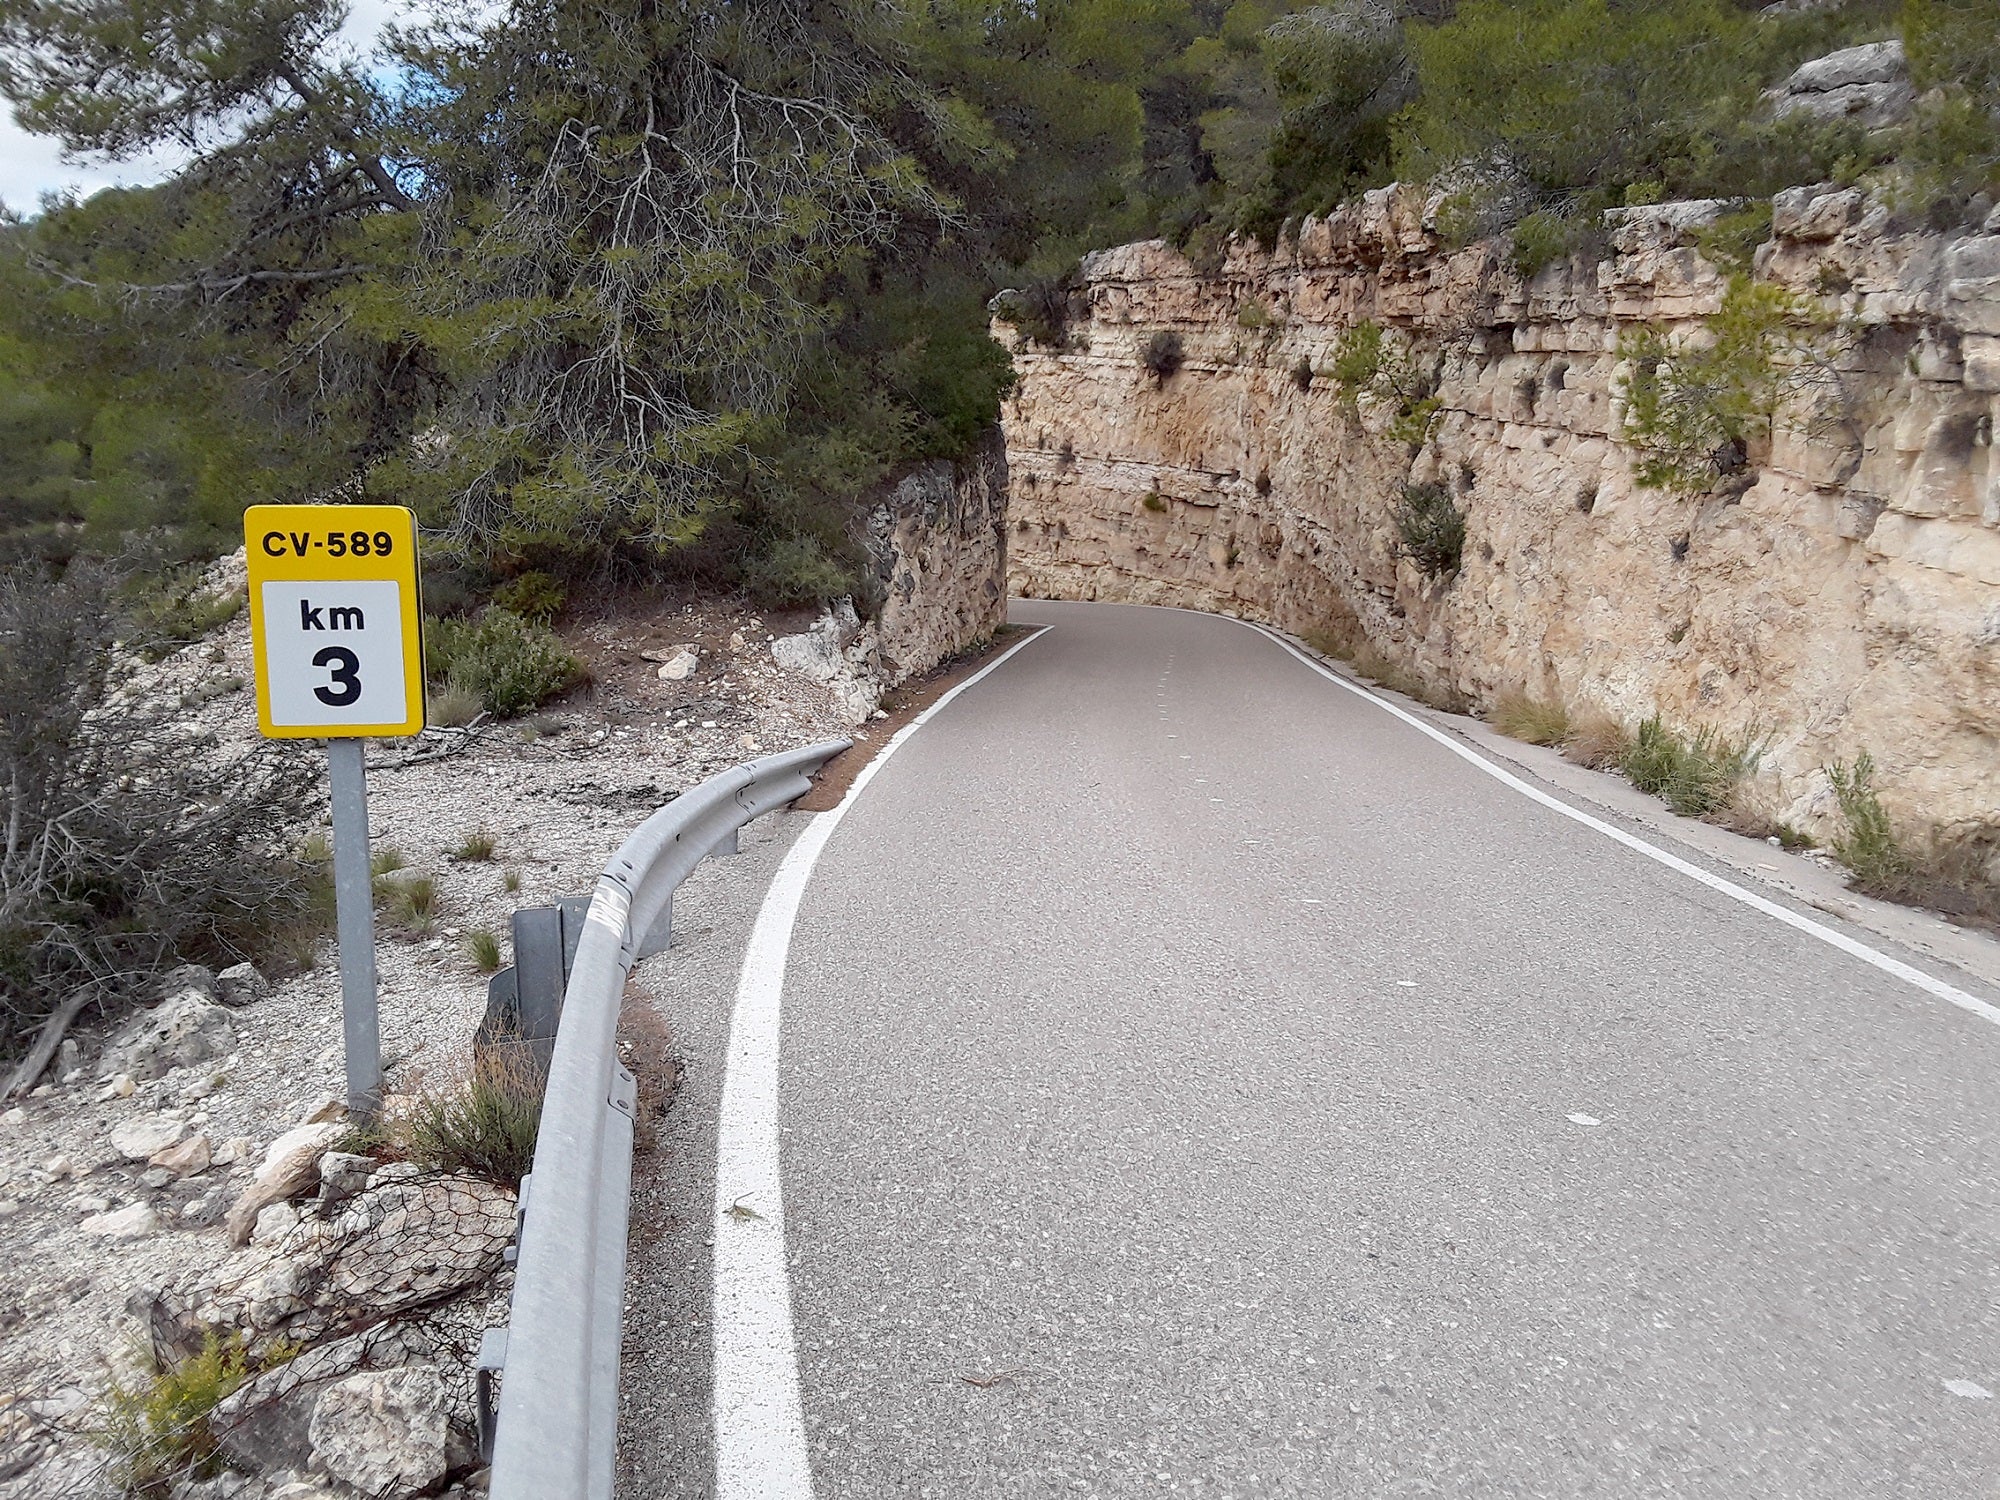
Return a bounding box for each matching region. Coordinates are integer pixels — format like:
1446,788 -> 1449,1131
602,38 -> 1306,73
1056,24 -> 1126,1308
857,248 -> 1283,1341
327,738 -> 382,1117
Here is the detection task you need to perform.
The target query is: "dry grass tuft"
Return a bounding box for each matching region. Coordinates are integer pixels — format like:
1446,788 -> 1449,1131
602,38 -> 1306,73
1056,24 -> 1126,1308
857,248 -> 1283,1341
1491,691 -> 1571,746
1560,709 -> 1631,769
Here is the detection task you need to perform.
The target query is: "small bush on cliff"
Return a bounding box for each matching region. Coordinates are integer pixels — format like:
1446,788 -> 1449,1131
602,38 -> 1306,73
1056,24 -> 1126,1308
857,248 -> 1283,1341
1392,482 -> 1466,578
1898,0 -> 2000,225
1618,276 -> 1840,500
1508,211 -> 1573,279
1826,752 -> 2000,930
1331,322 -> 1385,401
1141,330 -> 1187,381
996,274 -> 1078,350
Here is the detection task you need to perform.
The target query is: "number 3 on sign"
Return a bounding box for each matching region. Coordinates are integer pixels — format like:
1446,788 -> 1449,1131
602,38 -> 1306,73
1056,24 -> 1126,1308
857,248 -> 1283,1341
246,505 -> 426,738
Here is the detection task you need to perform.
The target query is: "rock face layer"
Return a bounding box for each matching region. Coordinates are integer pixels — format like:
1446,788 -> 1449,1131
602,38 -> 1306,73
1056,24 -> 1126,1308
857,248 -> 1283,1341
1001,187 -> 2000,834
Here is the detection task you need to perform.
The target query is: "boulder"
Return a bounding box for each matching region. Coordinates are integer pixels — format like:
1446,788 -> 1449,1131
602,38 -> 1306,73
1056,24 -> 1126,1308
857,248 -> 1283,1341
213,1319 -> 460,1473
215,963 -> 270,1008
1770,40 -> 1913,129
252,1202 -> 302,1245
111,1114 -> 189,1162
770,598 -> 884,723
156,965 -> 219,1004
99,994 -> 236,1083
81,1203 -> 160,1240
150,1134 -> 212,1178
149,1170 -> 517,1355
307,1365 -> 450,1499
225,1123 -> 347,1246
314,1151 -> 375,1216
655,647 -> 699,681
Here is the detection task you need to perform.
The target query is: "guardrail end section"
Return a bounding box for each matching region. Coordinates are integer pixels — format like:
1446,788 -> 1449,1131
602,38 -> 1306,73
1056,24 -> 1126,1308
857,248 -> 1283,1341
475,1325 -> 509,1462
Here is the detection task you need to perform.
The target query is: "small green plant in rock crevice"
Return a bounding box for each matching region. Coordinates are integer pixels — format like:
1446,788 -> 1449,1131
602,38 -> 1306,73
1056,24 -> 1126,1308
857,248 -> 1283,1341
1392,482 -> 1466,579
1332,320 -> 1442,446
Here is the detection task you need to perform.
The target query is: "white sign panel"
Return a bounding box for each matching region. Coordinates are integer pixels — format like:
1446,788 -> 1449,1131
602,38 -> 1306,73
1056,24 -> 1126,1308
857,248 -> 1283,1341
257,580 -> 411,729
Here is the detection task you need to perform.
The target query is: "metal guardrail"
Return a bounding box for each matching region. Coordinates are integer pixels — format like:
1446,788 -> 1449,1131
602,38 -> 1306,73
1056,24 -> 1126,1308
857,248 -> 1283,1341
484,740 -> 850,1500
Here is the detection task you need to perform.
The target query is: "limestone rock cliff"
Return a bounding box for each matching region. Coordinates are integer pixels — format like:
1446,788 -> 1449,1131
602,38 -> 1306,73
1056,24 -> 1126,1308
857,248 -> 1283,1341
1001,186 -> 2000,836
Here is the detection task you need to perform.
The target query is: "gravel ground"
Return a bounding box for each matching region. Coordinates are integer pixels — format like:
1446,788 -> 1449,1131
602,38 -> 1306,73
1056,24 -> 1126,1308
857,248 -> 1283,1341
0,562 -> 870,1497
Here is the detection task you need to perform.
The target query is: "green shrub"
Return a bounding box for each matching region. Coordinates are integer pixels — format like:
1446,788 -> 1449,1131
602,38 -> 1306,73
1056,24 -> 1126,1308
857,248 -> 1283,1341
1695,201 -> 1775,274
995,274 -> 1076,349
1141,330 -> 1186,380
1508,210 -> 1573,278
489,571 -> 566,623
96,1332 -> 263,1493
739,534 -> 855,609
1828,752 -> 1905,887
380,873 -> 440,934
131,566 -> 243,661
1142,489 -> 1167,513
1395,0 -> 1876,220
1620,715 -> 1760,817
396,1051 -> 543,1188
426,608 -> 585,719
1331,321 -> 1384,400
1237,299 -> 1274,330
427,681 -> 484,729
1392,481 -> 1466,578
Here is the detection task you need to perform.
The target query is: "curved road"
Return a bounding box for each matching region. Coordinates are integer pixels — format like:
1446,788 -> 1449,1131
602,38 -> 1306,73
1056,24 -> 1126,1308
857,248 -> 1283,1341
626,599 -> 2000,1499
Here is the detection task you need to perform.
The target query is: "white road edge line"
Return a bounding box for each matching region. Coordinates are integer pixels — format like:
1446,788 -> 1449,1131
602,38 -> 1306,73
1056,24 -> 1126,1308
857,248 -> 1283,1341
1242,618 -> 2000,1032
710,625 -> 1054,1500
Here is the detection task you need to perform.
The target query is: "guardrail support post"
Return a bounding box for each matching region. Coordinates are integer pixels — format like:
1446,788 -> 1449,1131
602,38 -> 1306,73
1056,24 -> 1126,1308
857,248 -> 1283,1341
634,896 -> 673,961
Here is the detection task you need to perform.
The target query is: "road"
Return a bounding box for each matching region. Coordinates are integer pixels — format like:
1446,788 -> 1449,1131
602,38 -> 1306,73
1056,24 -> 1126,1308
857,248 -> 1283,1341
622,598 -> 2000,1499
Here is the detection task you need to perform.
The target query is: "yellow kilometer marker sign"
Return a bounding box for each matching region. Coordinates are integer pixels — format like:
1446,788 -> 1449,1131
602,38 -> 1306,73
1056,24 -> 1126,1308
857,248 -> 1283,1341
245,504 -> 426,738
245,503 -> 426,1120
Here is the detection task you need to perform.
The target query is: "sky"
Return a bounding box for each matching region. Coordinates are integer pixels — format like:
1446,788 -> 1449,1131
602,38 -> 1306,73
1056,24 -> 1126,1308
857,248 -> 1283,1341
1,0 -> 409,212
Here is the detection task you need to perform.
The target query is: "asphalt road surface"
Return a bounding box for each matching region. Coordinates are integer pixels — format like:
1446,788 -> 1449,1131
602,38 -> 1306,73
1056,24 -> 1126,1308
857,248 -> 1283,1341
634,598 -> 2000,1499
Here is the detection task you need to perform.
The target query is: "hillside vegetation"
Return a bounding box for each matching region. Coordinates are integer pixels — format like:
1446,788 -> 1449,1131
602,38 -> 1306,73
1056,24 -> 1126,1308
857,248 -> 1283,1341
0,0 -> 1993,590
